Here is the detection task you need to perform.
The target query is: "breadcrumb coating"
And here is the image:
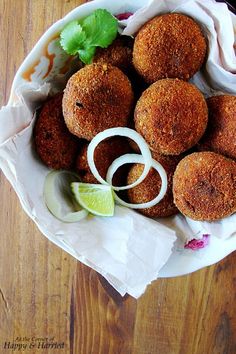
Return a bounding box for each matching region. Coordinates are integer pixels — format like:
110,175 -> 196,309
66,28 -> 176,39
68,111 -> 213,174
127,153 -> 181,217
134,78 -> 208,155
173,152 -> 236,221
76,137 -> 131,185
34,93 -> 80,169
198,95 -> 236,160
63,63 -> 134,140
133,13 -> 207,84
93,36 -> 133,73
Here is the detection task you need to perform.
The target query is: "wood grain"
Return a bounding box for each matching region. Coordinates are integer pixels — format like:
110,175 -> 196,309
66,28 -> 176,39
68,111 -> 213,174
0,1 -> 236,353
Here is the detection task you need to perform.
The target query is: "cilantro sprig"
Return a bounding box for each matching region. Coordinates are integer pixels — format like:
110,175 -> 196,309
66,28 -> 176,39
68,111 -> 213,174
60,9 -> 118,65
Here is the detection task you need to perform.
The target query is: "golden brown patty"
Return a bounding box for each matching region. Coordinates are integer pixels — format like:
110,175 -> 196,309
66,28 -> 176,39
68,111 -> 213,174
127,153 -> 181,218
173,152 -> 236,221
198,95 -> 236,160
63,63 -> 134,140
133,13 -> 207,83
76,137 -> 131,186
93,37 -> 147,100
134,79 -> 208,155
34,93 -> 80,169
93,36 -> 133,73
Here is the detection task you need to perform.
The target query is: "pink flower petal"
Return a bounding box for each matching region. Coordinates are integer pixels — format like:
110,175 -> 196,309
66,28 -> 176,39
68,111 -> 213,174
184,234 -> 210,251
116,12 -> 133,21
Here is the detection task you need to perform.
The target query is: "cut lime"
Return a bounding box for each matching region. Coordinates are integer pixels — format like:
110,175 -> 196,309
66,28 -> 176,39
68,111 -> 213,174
71,183 -> 115,217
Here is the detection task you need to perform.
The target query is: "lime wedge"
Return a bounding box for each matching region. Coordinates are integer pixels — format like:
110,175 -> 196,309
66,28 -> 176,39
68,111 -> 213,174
71,183 -> 115,217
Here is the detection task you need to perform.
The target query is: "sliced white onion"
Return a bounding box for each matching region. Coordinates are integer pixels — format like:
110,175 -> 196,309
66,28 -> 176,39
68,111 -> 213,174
87,127 -> 152,191
44,170 -> 88,222
106,154 -> 168,209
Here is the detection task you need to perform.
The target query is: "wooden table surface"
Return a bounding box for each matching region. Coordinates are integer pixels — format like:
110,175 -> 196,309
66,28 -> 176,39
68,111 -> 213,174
0,1 -> 236,353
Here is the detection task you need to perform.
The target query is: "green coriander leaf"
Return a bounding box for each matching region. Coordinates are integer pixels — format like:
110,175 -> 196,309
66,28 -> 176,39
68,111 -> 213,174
60,21 -> 86,55
59,9 -> 118,64
78,46 -> 96,65
81,9 -> 118,48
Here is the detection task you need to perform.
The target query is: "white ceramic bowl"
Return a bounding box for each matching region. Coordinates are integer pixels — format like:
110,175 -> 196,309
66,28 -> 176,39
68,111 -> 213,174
7,0 -> 236,278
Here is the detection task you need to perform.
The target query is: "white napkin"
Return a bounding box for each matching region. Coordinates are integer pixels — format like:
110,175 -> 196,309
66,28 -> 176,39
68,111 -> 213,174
0,83 -> 177,299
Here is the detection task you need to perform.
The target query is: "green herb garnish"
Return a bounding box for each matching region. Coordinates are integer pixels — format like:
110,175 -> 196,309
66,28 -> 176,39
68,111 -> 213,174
60,9 -> 118,65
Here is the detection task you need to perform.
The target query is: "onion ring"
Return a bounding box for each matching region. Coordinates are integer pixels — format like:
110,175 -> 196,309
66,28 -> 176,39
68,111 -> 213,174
106,154 -> 168,209
87,127 -> 152,191
44,170 -> 88,222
